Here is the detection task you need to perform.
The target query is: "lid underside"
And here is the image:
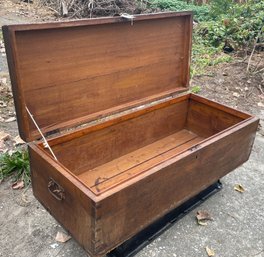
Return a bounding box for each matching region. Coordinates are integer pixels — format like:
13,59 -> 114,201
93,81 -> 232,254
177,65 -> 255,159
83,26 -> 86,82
3,11 -> 193,142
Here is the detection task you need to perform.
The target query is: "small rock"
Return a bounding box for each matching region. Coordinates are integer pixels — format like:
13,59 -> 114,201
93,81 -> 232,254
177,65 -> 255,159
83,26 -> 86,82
257,102 -> 264,107
247,80 -> 251,84
50,243 -> 59,249
0,48 -> 5,53
222,72 -> 228,76
244,87 -> 249,91
0,78 -> 7,85
233,92 -> 240,98
0,101 -> 7,108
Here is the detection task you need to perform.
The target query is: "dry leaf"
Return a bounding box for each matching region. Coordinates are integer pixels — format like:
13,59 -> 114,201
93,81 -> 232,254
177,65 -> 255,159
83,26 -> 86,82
55,231 -> 71,243
13,135 -> 25,146
196,210 -> 213,225
205,246 -> 215,256
5,117 -> 16,123
198,220 -> 208,226
234,184 -> 245,193
0,140 -> 7,153
0,131 -> 10,141
12,180 -> 24,190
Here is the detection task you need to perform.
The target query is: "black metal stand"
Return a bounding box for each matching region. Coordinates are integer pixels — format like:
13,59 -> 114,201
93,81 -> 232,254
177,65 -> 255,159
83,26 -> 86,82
107,181 -> 222,257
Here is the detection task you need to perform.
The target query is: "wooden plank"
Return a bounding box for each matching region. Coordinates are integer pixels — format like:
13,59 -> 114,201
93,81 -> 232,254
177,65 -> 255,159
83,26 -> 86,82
77,129 -> 202,193
6,11 -> 193,31
186,99 -> 245,138
92,117 -> 258,255
3,13 -> 192,142
46,94 -> 190,147
51,100 -> 189,174
190,94 -> 251,119
28,144 -> 96,255
90,135 -> 203,195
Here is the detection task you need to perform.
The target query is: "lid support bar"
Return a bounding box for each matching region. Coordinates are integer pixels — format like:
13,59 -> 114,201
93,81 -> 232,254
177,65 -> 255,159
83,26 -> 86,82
26,106 -> 58,161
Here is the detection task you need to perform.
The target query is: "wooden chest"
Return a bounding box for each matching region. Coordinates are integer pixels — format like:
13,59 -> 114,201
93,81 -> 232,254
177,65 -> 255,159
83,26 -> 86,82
3,11 -> 259,257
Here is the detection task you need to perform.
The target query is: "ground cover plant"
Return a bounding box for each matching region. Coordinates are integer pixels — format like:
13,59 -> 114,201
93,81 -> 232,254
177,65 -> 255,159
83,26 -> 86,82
0,150 -> 30,187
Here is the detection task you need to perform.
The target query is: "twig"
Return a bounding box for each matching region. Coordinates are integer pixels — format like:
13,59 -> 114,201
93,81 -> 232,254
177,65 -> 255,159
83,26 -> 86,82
257,85 -> 264,95
46,6 -> 60,15
253,249 -> 264,256
247,27 -> 263,73
253,67 -> 264,75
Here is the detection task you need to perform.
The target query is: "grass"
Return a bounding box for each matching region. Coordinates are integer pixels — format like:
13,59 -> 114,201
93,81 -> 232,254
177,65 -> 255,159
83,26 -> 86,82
191,40 -> 233,77
191,85 -> 202,94
0,150 -> 30,186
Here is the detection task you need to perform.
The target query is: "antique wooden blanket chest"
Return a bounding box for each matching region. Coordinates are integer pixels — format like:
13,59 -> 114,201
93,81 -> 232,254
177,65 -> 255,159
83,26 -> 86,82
3,11 -> 259,257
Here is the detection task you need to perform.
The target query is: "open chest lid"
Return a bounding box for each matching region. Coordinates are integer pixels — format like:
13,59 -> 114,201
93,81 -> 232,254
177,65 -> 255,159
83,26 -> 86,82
3,11 -> 193,142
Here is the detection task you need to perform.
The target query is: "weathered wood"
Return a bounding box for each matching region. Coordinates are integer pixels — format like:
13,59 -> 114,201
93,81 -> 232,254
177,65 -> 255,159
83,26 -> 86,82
93,117 -> 258,255
28,144 -> 96,255
3,11 -> 259,257
51,99 -> 189,174
3,12 -> 192,142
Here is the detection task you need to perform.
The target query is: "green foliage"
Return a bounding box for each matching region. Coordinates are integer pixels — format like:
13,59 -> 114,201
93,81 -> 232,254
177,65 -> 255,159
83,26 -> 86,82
0,150 -> 30,186
150,0 -> 210,22
191,85 -> 201,93
191,34 -> 233,76
197,0 -> 264,49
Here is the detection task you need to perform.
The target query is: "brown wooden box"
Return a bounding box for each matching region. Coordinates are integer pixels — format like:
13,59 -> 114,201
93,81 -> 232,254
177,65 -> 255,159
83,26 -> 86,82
3,12 -> 259,257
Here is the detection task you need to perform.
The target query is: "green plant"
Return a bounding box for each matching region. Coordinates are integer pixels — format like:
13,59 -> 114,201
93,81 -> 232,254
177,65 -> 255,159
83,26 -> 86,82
197,0 -> 264,49
150,0 -> 210,22
0,150 -> 30,186
191,85 -> 201,93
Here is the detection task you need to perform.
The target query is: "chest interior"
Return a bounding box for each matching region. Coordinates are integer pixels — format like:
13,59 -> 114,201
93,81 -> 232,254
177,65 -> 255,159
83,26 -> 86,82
38,94 -> 249,196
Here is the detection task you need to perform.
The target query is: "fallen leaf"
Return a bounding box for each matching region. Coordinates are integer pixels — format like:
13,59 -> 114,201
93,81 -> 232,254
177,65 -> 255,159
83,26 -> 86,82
0,131 -> 10,141
234,184 -> 245,193
55,231 -> 71,243
12,180 -> 24,190
205,246 -> 215,256
196,210 -> 213,225
5,117 -> 16,123
197,220 -> 208,226
13,135 -> 25,146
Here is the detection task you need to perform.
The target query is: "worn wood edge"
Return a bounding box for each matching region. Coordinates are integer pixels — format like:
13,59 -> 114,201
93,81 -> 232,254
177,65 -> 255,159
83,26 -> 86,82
182,12 -> 193,87
3,11 -> 193,31
95,181 -> 219,257
3,12 -> 192,142
189,93 -> 253,119
2,26 -> 29,141
94,116 -> 259,200
30,87 -> 188,141
29,143 -> 99,202
46,92 -> 190,146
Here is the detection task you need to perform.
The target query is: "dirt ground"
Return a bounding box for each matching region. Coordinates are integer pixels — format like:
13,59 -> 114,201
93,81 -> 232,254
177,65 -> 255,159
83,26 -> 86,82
0,1 -> 264,257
